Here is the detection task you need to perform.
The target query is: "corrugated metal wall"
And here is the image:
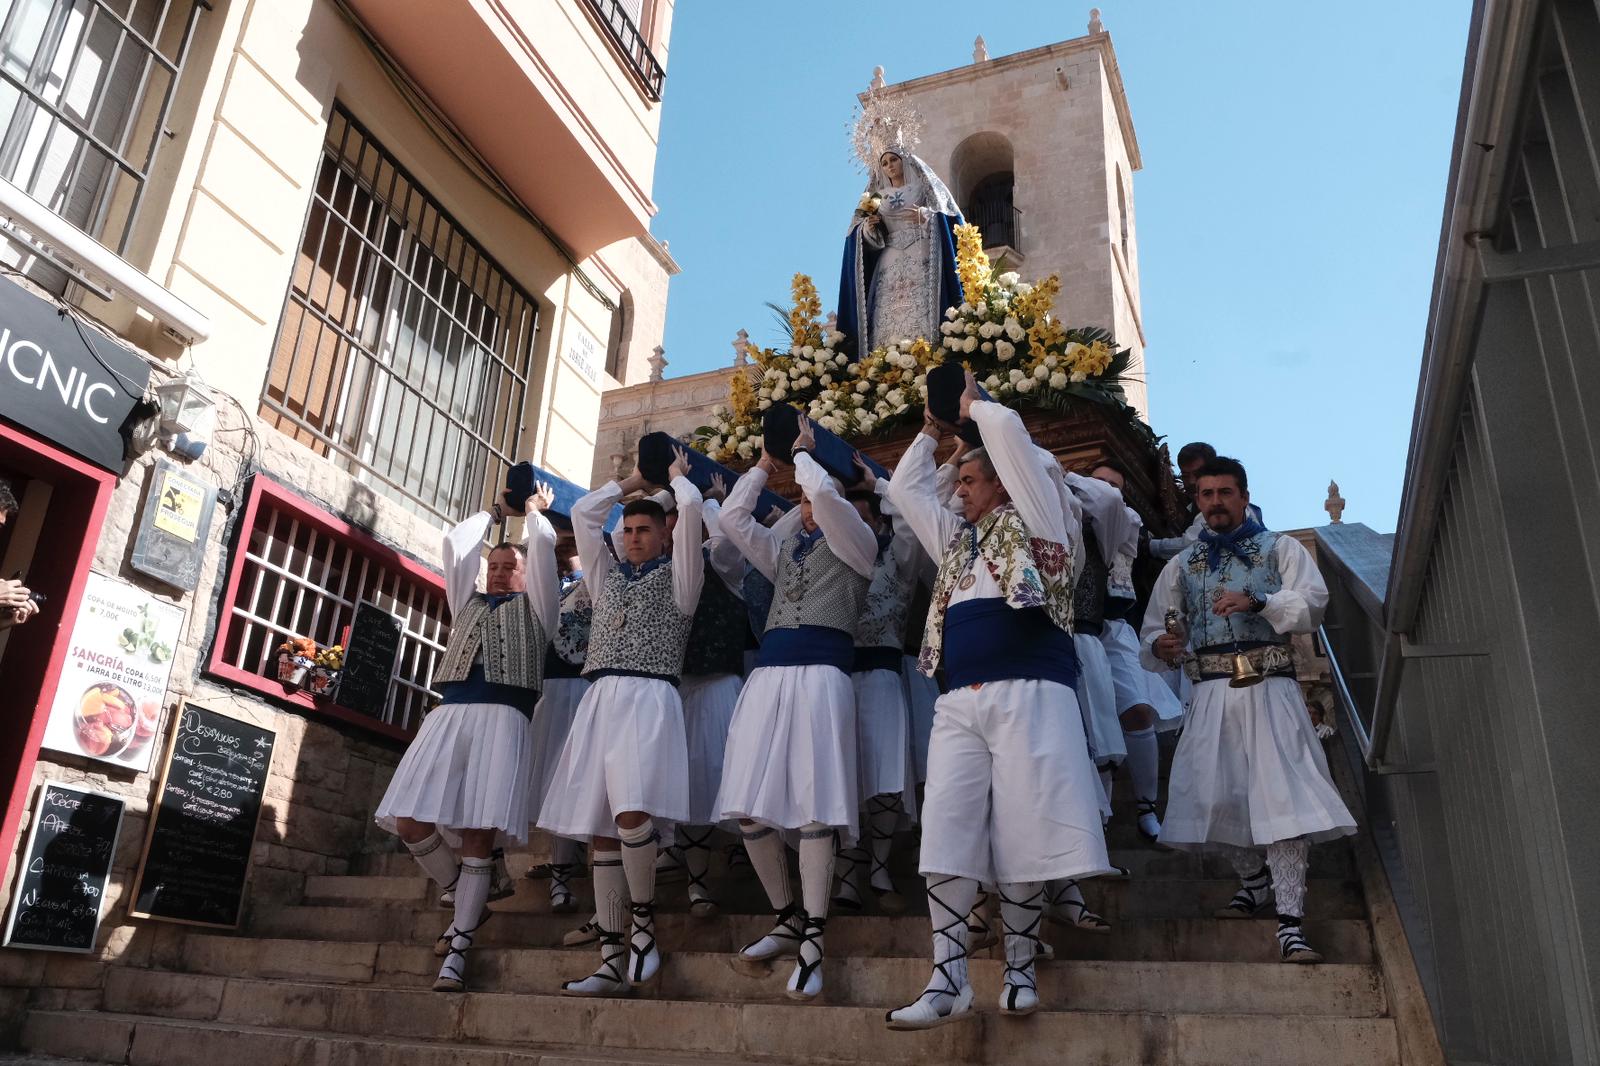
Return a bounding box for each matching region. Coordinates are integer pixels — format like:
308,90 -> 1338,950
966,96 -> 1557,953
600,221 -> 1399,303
1321,1 -> 1600,1062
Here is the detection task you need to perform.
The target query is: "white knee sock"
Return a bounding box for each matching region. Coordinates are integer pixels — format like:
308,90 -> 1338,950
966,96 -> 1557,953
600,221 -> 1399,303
1123,724 -> 1159,804
617,822 -> 659,907
741,824 -> 794,911
927,874 -> 978,992
998,881 -> 1044,1009
864,794 -> 902,893
448,856 -> 494,944
1265,838 -> 1310,918
591,853 -> 630,936
797,822 -> 836,919
406,832 -> 460,892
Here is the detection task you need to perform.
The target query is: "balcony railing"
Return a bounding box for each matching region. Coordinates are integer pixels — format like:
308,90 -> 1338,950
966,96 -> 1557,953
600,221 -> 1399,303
580,0 -> 664,102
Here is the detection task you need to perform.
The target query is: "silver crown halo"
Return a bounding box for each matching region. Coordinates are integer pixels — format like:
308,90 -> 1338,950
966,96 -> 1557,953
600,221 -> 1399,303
850,88 -> 924,172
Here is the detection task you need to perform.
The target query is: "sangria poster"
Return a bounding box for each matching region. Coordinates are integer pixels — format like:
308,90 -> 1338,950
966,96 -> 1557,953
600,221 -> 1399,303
40,573 -> 186,773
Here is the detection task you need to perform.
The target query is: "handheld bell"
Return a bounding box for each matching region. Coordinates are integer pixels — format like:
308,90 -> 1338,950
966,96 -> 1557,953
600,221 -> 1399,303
1229,651 -> 1264,689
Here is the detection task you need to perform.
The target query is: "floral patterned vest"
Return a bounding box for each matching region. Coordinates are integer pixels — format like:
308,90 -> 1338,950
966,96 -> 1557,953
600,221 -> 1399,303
854,538 -> 914,651
917,502 -> 1074,675
545,579 -> 593,679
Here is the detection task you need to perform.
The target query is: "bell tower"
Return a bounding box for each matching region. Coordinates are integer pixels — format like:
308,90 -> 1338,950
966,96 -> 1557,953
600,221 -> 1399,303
870,10 -> 1148,415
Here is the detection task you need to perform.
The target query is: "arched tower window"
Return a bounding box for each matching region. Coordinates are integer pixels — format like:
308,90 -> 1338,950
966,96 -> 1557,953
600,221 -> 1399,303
949,131 -> 1018,253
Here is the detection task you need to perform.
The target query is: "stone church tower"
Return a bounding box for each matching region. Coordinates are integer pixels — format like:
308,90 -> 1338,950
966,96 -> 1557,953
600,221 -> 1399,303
592,13 -> 1148,483
878,12 -> 1147,414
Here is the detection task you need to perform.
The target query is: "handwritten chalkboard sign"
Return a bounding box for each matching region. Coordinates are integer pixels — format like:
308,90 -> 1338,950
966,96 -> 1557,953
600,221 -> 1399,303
130,703 -> 274,928
3,782 -> 123,952
337,601 -> 402,720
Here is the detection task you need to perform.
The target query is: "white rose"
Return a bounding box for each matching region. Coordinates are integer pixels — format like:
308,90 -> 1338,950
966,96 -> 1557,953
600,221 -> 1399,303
707,436 -> 723,452
975,301 -> 988,317
945,306 -> 958,320
997,271 -> 1020,288
875,401 -> 891,416
796,376 -> 812,389
712,404 -> 727,417
828,330 -> 846,346
1016,378 -> 1034,394
1033,365 -> 1049,380
773,385 -> 787,400
1005,320 -> 1025,343
943,336 -> 960,350
759,387 -> 772,399
1009,368 -> 1025,383
1049,372 -> 1068,389
736,425 -> 749,438
939,322 -> 954,336
859,416 -> 876,432
886,389 -> 905,407
963,336 -> 978,353
984,374 -> 1001,389
959,302 -> 973,315
801,345 -> 815,358
981,341 -> 994,353
856,381 -> 869,394
820,374 -> 833,386
790,344 -> 803,357
912,373 -> 926,389
1070,370 -> 1088,383
1044,355 -> 1058,369
737,440 -> 754,457
996,340 -> 1015,361
898,338 -> 912,349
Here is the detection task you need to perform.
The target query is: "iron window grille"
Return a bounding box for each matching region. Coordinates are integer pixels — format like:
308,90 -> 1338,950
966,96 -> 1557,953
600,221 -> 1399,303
262,104 -> 538,527
580,0 -> 663,102
0,0 -> 206,292
967,172 -> 1018,253
209,476 -> 449,738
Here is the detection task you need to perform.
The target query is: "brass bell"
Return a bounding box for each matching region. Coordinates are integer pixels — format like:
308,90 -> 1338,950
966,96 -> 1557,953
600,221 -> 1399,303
1229,651 -> 1264,688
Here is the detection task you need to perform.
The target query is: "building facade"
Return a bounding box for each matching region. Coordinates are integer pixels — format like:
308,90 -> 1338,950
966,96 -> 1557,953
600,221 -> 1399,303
0,0 -> 677,966
592,17 -> 1147,485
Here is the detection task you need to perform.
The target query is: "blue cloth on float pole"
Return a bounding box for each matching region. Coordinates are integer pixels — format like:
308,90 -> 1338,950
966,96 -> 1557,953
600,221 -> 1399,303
504,462 -> 589,530
926,362 -> 993,446
760,404 -> 889,487
638,432 -> 793,517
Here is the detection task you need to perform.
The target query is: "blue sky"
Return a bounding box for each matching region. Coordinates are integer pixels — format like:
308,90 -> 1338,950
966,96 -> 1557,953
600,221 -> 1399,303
648,2 -> 1470,532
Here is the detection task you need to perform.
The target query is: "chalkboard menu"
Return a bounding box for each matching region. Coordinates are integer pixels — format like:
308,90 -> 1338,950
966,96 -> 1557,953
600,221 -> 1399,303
3,783 -> 123,952
130,703 -> 275,928
337,601 -> 402,720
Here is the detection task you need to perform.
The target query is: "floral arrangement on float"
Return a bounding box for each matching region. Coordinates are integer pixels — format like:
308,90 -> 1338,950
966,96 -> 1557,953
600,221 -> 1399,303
693,223 -> 1144,461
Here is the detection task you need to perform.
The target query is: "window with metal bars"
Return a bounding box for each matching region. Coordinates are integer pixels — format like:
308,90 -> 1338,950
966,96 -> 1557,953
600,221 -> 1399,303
261,104 -> 538,527
0,0 -> 205,293
208,476 -> 449,739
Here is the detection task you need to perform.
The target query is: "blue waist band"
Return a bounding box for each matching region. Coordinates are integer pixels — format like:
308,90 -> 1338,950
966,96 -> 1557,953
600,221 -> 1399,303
944,599 -> 1078,690
852,646 -> 903,674
438,664 -> 539,718
757,625 -> 854,673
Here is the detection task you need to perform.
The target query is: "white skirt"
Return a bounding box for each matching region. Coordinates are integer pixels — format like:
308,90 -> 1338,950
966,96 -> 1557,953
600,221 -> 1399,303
528,677 -> 589,812
1160,676 -> 1357,849
681,673 -> 742,825
376,701 -> 535,846
1101,619 -> 1186,725
902,655 -> 939,783
919,679 -> 1114,885
536,675 -> 690,841
715,664 -> 859,841
851,668 -> 918,817
1073,633 -> 1127,766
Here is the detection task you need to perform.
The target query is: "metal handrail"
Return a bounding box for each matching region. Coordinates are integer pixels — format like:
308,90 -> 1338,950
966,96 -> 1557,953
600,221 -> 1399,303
1319,623 -> 1376,765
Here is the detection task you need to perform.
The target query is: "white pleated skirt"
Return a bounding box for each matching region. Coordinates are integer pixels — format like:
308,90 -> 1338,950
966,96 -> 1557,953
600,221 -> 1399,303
536,675 -> 690,841
902,655 -> 939,783
680,672 -> 742,825
528,677 -> 589,812
1073,633 -> 1127,766
1101,619 -> 1186,726
851,668 -> 918,817
1159,676 -> 1357,849
375,701 -> 535,846
919,679 -> 1114,886
715,664 -> 859,841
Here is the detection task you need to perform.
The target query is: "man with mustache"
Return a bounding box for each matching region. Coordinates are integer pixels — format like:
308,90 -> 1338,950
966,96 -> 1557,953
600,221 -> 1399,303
883,372 -> 1112,1028
1141,456 -> 1355,964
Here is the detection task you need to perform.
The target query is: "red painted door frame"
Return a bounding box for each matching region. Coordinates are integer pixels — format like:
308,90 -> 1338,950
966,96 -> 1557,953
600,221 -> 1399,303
0,421 -> 118,875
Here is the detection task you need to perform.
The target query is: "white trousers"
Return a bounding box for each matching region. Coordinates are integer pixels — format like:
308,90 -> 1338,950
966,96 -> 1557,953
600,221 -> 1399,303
919,679 -> 1115,885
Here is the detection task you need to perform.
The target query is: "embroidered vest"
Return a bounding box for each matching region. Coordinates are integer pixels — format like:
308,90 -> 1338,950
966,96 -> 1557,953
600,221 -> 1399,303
1108,546 -> 1137,602
1072,525 -> 1107,635
854,539 -> 915,650
684,550 -> 748,677
764,535 -> 869,635
434,592 -> 546,690
552,579 -> 593,665
1178,530 -> 1285,650
918,502 -> 1075,675
582,560 -> 695,680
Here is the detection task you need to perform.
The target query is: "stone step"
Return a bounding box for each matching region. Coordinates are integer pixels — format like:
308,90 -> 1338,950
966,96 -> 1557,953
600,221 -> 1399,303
356,842 -> 1357,882
18,1009 -> 766,1066
302,873 -> 1366,920
67,970 -> 1400,1065
165,934 -> 1389,1017
247,905 -> 1374,964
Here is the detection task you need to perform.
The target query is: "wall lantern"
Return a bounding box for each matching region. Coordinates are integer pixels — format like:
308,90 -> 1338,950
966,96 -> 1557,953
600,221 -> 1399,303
154,370 -> 214,437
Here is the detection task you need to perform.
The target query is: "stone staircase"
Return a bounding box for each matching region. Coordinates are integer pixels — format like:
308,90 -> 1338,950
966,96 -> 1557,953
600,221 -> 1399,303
15,776 -> 1407,1065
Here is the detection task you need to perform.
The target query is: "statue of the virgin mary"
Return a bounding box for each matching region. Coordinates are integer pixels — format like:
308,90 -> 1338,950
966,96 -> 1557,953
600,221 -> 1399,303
836,94 -> 965,360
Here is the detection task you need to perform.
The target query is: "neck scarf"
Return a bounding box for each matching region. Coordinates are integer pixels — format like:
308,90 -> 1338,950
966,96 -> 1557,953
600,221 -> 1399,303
617,554 -> 670,581
790,526 -> 826,562
1198,515 -> 1266,572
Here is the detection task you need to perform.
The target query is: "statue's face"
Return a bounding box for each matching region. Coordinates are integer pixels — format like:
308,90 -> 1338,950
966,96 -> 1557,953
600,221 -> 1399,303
879,152 -> 905,185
